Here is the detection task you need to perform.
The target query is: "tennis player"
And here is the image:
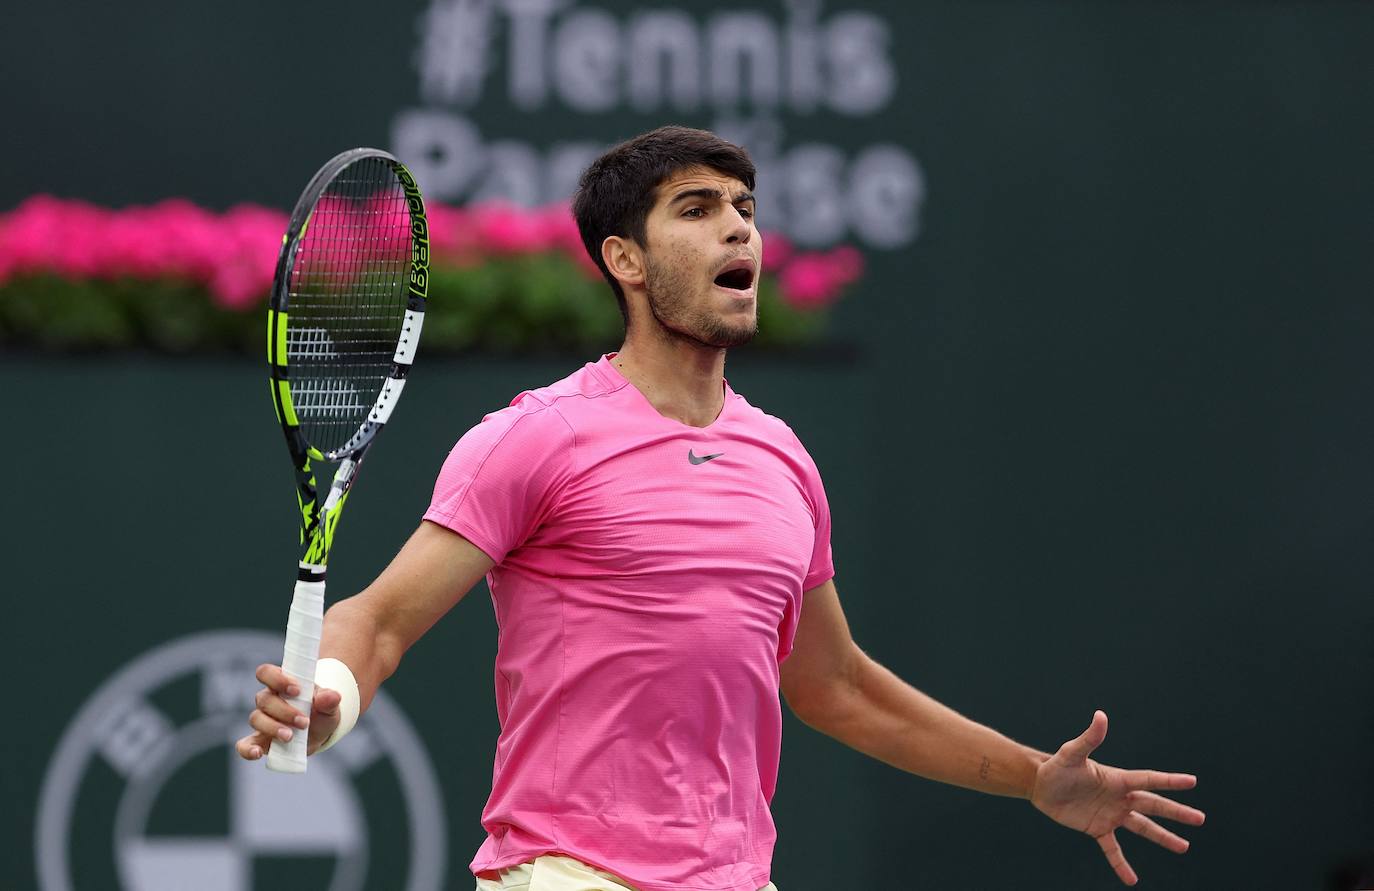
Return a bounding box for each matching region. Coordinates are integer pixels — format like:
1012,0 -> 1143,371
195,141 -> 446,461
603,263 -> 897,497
237,126 -> 1204,890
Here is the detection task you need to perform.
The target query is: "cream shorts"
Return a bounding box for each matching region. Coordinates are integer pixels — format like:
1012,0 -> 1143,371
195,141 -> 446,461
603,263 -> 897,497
475,853 -> 779,891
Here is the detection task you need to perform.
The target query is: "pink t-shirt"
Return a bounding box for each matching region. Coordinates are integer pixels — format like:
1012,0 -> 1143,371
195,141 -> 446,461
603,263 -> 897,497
423,355 -> 834,891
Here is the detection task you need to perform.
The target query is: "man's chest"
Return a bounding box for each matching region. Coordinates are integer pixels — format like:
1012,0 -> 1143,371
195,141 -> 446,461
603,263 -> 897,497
524,434 -> 818,587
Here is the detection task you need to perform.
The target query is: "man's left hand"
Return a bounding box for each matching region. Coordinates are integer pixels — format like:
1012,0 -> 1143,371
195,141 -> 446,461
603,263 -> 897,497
1031,710 -> 1206,886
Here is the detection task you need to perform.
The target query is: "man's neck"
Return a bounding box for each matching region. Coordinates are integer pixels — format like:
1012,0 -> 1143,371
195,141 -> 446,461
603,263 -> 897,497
612,332 -> 727,428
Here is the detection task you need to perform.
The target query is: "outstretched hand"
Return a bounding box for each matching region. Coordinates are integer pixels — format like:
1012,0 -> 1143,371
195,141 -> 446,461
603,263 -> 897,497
1031,711 -> 1205,885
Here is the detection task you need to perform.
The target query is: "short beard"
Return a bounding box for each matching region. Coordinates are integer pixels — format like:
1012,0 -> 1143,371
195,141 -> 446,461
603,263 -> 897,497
642,255 -> 758,349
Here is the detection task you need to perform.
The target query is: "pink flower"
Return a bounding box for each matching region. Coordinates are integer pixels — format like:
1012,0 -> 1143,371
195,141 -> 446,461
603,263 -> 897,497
424,201 -> 597,278
61,202 -> 112,279
536,204 -> 581,252
209,263 -> 268,309
1,196 -> 863,321
209,204 -> 286,308
761,230 -> 793,272
778,246 -> 865,310
471,202 -> 552,254
0,196 -> 290,306
363,194 -> 419,259
778,255 -> 836,308
537,203 -> 603,278
428,204 -> 478,255
2,196 -> 82,277
827,245 -> 864,284
106,200 -> 217,281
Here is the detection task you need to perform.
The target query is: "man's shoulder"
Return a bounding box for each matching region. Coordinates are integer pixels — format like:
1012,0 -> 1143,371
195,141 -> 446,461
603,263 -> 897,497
726,390 -> 826,483
728,390 -> 805,446
465,358 -> 624,449
507,356 -> 627,415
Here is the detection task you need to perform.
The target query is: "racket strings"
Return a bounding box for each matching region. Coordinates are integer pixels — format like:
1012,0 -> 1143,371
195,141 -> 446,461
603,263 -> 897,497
286,158 -> 412,453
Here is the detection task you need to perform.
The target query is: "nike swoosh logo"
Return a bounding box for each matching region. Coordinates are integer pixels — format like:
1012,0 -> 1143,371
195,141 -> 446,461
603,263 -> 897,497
688,449 -> 724,465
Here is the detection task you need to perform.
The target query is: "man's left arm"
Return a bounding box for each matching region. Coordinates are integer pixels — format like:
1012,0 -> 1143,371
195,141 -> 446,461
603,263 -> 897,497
779,579 -> 1205,886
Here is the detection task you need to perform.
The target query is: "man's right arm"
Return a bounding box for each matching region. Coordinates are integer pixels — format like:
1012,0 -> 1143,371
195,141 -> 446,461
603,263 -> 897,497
236,520 -> 495,760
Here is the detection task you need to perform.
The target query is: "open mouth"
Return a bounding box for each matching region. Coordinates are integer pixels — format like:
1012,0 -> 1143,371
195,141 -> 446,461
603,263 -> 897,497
713,261 -> 756,292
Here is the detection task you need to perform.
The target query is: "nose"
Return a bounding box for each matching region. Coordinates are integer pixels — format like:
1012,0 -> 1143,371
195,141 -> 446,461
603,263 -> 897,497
724,206 -> 752,245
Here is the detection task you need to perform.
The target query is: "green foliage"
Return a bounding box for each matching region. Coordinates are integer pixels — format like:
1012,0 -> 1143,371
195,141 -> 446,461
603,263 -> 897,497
0,275 -> 254,353
423,255 -> 624,353
755,277 -> 827,345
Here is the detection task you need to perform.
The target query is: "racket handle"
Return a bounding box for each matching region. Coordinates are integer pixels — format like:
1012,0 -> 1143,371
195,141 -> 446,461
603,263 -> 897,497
265,575 -> 326,774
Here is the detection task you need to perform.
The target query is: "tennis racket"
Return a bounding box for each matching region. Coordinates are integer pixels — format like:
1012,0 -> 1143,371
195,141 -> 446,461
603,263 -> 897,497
265,147 -> 429,773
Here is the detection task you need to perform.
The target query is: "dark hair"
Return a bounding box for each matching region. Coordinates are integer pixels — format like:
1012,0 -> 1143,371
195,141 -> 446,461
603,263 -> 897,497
572,125 -> 756,322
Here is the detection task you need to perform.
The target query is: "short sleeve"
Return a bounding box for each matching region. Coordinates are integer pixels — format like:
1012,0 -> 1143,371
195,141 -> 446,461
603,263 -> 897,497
422,404 -> 575,564
801,451 -> 834,592
776,435 -> 835,663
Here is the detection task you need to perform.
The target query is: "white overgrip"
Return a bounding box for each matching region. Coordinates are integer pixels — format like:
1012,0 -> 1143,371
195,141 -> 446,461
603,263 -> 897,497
265,575 -> 326,774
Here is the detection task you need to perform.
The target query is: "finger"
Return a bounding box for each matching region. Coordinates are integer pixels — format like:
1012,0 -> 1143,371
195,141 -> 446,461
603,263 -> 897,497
306,688 -> 343,751
255,663 -> 302,698
235,731 -> 272,760
255,688 -> 310,730
1124,811 -> 1190,854
248,708 -> 296,743
312,686 -> 342,718
1128,790 -> 1207,826
1096,829 -> 1138,886
1122,768 -> 1197,792
1059,710 -> 1109,765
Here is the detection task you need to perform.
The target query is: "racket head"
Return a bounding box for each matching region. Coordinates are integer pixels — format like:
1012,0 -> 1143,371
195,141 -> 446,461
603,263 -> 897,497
268,148 -> 429,464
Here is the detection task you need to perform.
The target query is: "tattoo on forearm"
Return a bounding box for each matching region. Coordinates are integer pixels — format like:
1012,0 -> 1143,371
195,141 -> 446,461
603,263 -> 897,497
979,756 -> 991,782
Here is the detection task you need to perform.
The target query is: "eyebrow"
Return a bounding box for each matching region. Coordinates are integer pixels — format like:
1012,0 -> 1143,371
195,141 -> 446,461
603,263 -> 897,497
667,187 -> 756,207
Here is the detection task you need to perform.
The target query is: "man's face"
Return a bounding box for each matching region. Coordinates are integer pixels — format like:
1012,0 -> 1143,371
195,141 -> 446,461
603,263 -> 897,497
638,166 -> 762,349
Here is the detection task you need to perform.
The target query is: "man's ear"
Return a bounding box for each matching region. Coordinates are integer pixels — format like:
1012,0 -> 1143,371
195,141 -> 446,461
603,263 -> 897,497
602,235 -> 645,290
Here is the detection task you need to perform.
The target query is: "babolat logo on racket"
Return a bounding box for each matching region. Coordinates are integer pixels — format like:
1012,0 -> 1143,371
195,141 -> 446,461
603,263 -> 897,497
287,327 -> 363,418
35,631 -> 447,891
393,164 -> 430,301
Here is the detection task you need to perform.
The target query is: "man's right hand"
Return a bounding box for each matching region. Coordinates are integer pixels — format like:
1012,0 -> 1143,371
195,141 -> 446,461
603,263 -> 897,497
235,663 -> 343,761
233,523 -> 495,763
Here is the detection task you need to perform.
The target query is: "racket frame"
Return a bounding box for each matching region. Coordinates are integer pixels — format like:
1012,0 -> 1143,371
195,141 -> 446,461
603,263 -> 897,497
264,148 -> 429,773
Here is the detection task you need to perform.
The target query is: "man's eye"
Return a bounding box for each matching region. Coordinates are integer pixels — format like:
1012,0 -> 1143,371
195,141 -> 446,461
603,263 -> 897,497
737,207 -> 754,220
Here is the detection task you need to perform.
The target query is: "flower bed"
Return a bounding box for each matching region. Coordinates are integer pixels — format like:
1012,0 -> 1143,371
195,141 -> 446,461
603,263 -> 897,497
0,196 -> 863,353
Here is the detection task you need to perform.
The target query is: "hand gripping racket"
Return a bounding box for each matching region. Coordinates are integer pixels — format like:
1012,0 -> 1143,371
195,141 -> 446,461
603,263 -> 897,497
265,148 -> 429,773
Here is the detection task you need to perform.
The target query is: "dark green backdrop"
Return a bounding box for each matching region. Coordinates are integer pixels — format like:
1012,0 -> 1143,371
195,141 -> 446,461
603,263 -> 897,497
3,2 -> 1372,889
